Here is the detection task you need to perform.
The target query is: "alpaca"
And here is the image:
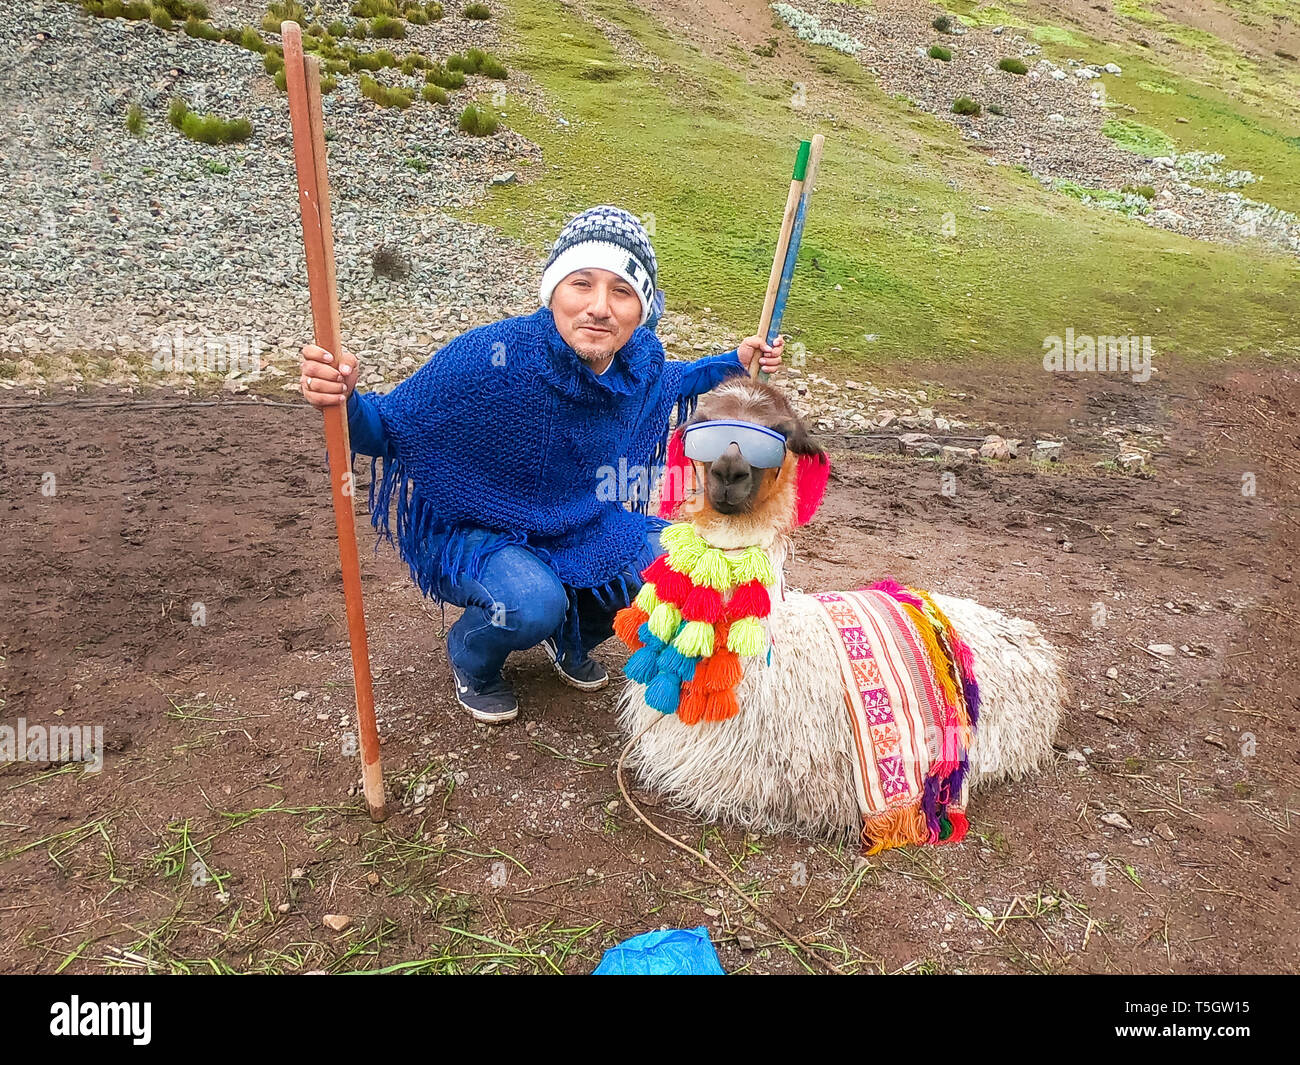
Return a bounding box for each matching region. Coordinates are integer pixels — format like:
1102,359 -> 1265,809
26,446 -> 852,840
615,376 -> 1065,849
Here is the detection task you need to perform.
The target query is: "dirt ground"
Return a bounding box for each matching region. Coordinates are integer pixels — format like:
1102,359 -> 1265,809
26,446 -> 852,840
1,356 -> 1296,975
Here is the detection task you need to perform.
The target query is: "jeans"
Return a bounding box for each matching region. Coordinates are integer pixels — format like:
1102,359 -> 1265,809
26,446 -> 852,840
430,517 -> 669,688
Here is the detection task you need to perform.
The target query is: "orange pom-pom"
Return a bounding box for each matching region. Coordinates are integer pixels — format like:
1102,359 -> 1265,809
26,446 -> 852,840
681,583 -> 724,623
613,604 -> 649,650
703,689 -> 739,721
677,681 -> 708,725
703,648 -> 742,692
726,579 -> 771,619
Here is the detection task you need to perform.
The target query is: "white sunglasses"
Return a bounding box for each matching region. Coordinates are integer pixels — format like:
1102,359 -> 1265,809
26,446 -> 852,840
682,419 -> 788,469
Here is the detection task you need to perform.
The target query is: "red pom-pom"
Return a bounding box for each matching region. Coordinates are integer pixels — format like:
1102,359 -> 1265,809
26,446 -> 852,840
681,583 -> 724,623
654,564 -> 693,606
641,554 -> 672,585
726,579 -> 770,620
678,680 -> 708,725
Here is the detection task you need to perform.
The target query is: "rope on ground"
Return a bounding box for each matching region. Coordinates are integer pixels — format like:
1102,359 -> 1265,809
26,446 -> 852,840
616,715 -> 843,974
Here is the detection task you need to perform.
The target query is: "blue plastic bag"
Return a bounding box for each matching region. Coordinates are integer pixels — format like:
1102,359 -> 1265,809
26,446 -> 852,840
592,926 -> 726,975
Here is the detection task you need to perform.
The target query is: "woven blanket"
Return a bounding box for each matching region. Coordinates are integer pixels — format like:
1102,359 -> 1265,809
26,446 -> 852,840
809,581 -> 981,854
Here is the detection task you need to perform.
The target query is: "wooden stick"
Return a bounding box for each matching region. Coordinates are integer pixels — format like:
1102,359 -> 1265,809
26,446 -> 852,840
760,133 -> 825,382
752,139 -> 810,380
282,21 -> 387,822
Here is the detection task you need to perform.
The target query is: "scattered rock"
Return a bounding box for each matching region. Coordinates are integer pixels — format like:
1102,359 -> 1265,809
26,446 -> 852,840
1154,823 -> 1176,841
489,171 -> 518,186
322,914 -> 352,932
1147,643 -> 1177,657
1100,812 -> 1134,831
898,432 -> 942,457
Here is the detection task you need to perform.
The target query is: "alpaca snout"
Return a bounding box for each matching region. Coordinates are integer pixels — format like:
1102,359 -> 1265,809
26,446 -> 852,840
707,447 -> 756,511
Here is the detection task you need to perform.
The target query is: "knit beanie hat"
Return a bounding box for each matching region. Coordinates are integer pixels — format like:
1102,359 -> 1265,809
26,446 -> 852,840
539,205 -> 666,332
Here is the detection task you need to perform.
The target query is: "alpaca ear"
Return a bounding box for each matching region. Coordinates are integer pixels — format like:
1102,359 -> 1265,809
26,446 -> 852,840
772,417 -> 830,526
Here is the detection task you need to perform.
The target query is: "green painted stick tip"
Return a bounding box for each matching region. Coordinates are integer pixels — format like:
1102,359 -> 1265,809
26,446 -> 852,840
791,139 -> 811,181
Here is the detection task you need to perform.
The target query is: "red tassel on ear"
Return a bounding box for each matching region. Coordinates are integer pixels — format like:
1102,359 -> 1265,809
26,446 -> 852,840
794,452 -> 830,526
657,427 -> 692,520
681,583 -> 724,623
726,579 -> 770,619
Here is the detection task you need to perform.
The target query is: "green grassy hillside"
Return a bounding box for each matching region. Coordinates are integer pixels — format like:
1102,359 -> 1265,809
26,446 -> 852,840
469,0 -> 1299,373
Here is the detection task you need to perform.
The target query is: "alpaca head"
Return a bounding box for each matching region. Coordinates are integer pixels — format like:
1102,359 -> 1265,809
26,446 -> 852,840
659,376 -> 830,548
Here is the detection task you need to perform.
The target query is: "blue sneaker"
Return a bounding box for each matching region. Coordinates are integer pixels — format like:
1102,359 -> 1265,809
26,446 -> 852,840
541,637 -> 610,691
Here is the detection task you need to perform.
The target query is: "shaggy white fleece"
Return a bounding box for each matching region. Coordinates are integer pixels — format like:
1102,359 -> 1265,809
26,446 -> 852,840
617,580 -> 1065,841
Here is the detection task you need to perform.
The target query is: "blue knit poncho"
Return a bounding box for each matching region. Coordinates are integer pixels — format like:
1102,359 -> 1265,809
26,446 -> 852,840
356,305 -> 745,658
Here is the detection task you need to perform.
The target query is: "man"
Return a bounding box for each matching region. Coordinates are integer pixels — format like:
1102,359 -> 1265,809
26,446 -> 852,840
300,205 -> 782,723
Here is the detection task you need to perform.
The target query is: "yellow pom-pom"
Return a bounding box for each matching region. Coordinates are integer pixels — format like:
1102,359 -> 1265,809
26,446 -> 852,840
647,601 -> 683,642
689,547 -> 729,591
635,581 -> 659,614
662,522 -> 707,573
730,545 -> 775,587
727,615 -> 766,656
672,620 -> 715,657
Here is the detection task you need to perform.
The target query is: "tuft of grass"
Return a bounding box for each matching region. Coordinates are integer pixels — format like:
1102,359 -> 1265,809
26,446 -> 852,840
406,7 -> 428,24
463,2 -> 491,17
578,60 -> 621,81
426,62 -> 465,89
370,13 -> 406,38
358,73 -> 414,108
997,57 -> 1028,75
458,103 -> 498,135
204,159 -> 229,174
239,25 -> 267,52
952,95 -> 981,116
168,97 -> 253,143
350,19 -> 369,37
928,45 -> 951,62
328,18 -> 348,35
1122,183 -> 1157,199
401,52 -> 427,74
348,48 -> 399,71
987,103 -> 1005,115
447,47 -> 506,78
183,14 -> 222,39
350,0 -> 400,15
421,83 -> 448,104
149,4 -> 174,28
126,102 -> 147,136
262,0 -> 305,33
1102,117 -> 1174,157
932,14 -> 952,33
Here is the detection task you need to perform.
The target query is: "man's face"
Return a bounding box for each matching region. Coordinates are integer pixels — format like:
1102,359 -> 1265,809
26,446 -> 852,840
550,268 -> 643,367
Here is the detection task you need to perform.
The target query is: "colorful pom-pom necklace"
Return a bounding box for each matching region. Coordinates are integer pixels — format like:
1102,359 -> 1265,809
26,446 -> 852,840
613,522 -> 776,724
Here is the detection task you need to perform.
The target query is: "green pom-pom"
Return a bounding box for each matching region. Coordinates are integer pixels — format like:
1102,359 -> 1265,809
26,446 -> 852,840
727,615 -> 766,656
662,523 -> 707,572
647,601 -> 683,642
689,547 -> 729,591
672,619 -> 715,657
634,581 -> 659,614
731,545 -> 774,587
